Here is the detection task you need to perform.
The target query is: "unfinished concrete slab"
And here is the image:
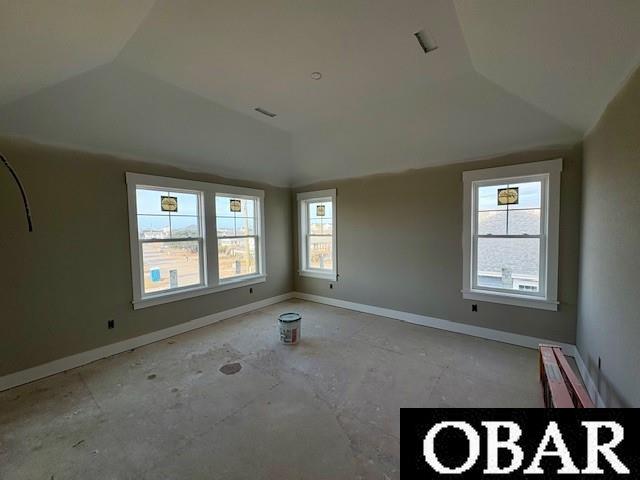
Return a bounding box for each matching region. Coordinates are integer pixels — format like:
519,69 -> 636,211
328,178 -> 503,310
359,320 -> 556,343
0,299 -> 543,479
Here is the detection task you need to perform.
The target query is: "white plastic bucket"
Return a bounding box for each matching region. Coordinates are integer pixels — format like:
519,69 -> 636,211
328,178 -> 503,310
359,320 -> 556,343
279,313 -> 301,345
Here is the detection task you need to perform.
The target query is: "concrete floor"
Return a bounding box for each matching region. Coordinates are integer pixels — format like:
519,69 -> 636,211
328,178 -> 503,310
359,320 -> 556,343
0,299 -> 543,479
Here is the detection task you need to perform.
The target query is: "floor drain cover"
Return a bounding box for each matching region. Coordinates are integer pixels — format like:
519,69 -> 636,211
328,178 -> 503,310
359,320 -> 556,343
219,363 -> 242,375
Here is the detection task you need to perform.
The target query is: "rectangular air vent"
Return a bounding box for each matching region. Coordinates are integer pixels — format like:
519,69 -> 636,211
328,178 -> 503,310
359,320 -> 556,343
414,29 -> 438,54
255,107 -> 276,118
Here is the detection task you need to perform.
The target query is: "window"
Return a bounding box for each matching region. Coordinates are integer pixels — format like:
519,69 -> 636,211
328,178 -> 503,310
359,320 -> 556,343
127,173 -> 265,309
215,194 -> 259,280
462,159 -> 562,310
136,188 -> 204,295
297,189 -> 337,281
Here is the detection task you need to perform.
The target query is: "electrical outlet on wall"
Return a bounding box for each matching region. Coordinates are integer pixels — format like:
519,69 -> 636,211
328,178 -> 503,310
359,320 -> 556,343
472,304 -> 478,312
249,287 -> 253,294
107,319 -> 114,329
329,283 -> 333,289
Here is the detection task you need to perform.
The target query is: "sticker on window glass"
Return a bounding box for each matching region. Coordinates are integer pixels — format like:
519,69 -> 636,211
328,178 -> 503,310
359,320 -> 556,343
230,199 -> 242,213
316,205 -> 326,217
161,196 -> 178,212
497,187 -> 519,206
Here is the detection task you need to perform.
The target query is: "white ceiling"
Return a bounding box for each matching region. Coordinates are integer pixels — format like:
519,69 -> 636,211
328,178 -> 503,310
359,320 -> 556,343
454,0 -> 640,132
0,0 -> 155,105
118,0 -> 473,132
0,0 -> 639,186
0,64 -> 292,186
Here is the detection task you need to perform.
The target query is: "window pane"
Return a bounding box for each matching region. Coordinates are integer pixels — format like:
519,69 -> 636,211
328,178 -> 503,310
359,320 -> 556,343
477,185 -> 508,211
239,198 -> 255,218
509,181 -> 541,210
136,189 -> 167,215
216,217 -> 235,237
216,195 -> 235,216
507,209 -> 541,235
138,215 -> 170,239
216,195 -> 258,238
309,201 -> 332,219
478,211 -> 506,235
216,195 -> 255,218
142,241 -> 201,294
170,192 -> 199,216
308,235 -> 333,270
320,220 -> 333,235
309,218 -> 323,234
235,217 -> 255,236
476,237 -> 540,293
309,220 -> 332,235
218,237 -> 257,279
170,216 -> 200,238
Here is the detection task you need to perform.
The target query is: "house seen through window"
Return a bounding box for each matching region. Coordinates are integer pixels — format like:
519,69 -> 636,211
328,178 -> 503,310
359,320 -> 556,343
475,180 -> 543,293
462,159 -> 562,311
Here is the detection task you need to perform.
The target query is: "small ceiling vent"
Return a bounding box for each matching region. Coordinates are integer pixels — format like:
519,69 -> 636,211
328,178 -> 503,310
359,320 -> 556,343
255,107 -> 276,118
414,29 -> 438,54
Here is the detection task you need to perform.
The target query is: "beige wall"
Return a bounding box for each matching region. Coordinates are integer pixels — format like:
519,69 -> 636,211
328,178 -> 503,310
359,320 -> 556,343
577,67 -> 640,407
0,137 -> 293,377
294,146 -> 582,343
0,135 -> 584,379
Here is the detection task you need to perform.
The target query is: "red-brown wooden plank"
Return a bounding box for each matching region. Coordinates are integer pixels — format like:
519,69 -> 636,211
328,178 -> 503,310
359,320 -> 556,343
552,347 -> 594,408
539,346 -> 574,408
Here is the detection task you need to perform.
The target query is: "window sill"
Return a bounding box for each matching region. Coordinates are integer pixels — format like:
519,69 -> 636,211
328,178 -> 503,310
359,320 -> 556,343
462,290 -> 559,311
298,270 -> 337,281
133,275 -> 266,310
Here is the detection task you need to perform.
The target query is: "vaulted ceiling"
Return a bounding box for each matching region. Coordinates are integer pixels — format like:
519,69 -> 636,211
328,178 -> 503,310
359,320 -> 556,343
1,0 -> 639,186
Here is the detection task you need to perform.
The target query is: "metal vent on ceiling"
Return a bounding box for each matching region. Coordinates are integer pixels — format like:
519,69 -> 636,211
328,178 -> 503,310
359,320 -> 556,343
414,29 -> 438,54
255,107 -> 276,118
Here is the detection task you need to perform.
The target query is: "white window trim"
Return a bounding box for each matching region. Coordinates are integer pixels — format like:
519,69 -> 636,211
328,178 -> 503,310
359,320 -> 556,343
126,173 -> 266,310
461,159 -> 562,311
297,189 -> 337,281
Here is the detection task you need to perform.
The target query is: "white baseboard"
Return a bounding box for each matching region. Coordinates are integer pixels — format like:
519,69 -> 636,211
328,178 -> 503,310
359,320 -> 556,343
573,350 -> 606,407
293,292 -> 610,406
0,293 -> 294,392
293,292 -> 577,355
3,290 -> 602,407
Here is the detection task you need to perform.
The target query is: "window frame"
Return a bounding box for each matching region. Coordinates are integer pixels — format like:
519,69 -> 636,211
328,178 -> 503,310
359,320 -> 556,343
137,185 -> 207,296
126,173 -> 266,309
215,192 -> 262,284
461,159 -> 562,311
297,189 -> 337,281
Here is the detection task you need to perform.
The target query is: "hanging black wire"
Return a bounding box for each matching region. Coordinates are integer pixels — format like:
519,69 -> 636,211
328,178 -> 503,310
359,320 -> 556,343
1,153 -> 33,232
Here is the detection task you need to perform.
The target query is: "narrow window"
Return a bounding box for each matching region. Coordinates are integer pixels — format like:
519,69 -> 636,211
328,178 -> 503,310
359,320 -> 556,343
297,189 -> 337,281
462,160 -> 562,310
215,194 -> 260,280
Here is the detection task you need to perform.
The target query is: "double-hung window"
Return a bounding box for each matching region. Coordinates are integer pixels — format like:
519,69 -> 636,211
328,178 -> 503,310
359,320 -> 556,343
297,189 -> 337,281
462,159 -> 562,310
135,187 -> 205,295
127,173 -> 266,309
215,194 -> 259,280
